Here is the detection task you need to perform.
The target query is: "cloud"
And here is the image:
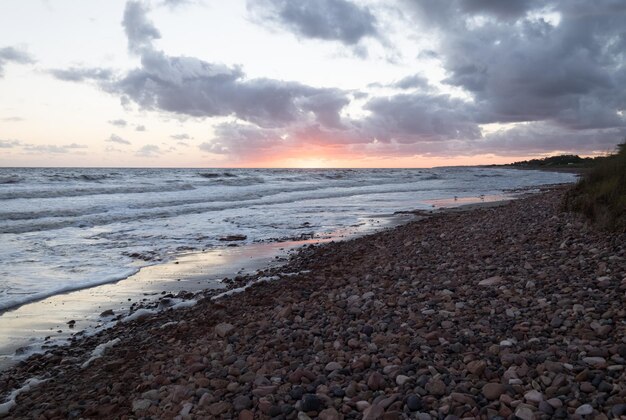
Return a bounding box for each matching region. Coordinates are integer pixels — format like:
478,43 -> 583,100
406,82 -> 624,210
108,119 -> 128,127
248,0 -> 379,45
108,48 -> 350,129
106,134 -> 131,145
47,0 -> 626,162
2,116 -> 24,122
403,0 -> 626,133
123,1 -> 161,54
0,139 -> 21,148
22,143 -> 88,154
0,46 -> 35,77
49,67 -> 113,82
135,125 -> 146,131
170,133 -> 191,140
136,144 -> 162,157
392,74 -> 431,90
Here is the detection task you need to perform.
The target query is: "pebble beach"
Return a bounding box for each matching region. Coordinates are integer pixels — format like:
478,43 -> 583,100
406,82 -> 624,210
1,186 -> 625,419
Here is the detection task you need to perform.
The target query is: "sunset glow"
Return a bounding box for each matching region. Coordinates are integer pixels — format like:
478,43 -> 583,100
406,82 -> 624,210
1,1 -> 624,167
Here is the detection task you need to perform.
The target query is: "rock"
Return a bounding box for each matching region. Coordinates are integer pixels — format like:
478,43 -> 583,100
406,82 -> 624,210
550,315 -> 563,328
325,361 -> 342,372
362,403 -> 384,420
396,375 -> 411,386
479,276 -> 502,286
100,309 -> 114,317
611,404 -> 626,417
524,390 -> 543,403
356,401 -> 370,412
319,407 -> 341,420
233,395 -> 252,411
301,394 -> 323,412
132,399 -> 152,412
482,383 -> 506,400
575,404 -> 593,416
215,322 -> 235,337
239,410 -> 254,420
180,403 -> 193,416
406,394 -> 421,411
582,356 -> 606,367
425,378 -> 446,396
367,371 -> 385,390
219,235 -> 247,241
514,404 -> 535,420
208,401 -> 231,416
467,360 -> 487,376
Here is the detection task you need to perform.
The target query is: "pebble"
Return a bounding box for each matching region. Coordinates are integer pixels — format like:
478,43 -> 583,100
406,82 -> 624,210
3,188 -> 625,420
482,383 -> 507,400
575,404 -> 593,416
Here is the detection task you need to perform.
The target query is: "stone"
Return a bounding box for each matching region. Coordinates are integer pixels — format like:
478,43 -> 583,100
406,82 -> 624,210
425,378 -> 446,396
582,356 -> 606,367
362,403 -> 384,420
479,276 -> 502,286
514,404 -> 535,420
395,375 -> 411,386
132,399 -> 152,412
575,404 -> 593,416
301,394 -> 323,412
319,407 -> 341,420
524,390 -> 543,403
208,402 -> 231,416
406,394 -> 421,411
467,360 -> 487,376
325,362 -> 342,372
239,410 -> 254,420
367,371 -> 385,390
233,395 -> 252,411
482,383 -> 506,400
214,322 -> 235,337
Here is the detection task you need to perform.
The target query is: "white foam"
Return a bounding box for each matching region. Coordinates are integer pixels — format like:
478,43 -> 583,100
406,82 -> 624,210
0,377 -> 46,416
121,308 -> 156,323
81,338 -> 121,368
170,299 -> 197,310
211,276 -> 279,300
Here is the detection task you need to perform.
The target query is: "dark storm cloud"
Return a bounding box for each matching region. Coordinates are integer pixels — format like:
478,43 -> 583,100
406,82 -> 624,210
405,0 -> 626,131
108,49 -> 351,129
50,67 -> 113,82
363,93 -> 481,142
248,0 -> 379,45
0,46 -> 34,77
459,0 -> 537,19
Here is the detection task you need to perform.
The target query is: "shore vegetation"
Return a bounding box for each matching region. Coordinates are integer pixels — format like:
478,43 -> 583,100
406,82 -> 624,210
564,141 -> 626,231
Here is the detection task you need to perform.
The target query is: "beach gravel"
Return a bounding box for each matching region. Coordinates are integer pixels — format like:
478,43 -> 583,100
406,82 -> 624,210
1,186 -> 625,419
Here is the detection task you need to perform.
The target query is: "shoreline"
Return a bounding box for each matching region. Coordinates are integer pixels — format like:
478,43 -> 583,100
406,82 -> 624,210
0,207 -> 421,371
0,187 -> 515,372
3,184 -> 624,419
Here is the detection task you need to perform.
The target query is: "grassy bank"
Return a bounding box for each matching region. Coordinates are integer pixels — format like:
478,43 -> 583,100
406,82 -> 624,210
564,142 -> 626,231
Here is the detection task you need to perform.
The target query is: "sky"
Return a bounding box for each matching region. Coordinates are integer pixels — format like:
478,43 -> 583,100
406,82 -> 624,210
0,0 -> 625,168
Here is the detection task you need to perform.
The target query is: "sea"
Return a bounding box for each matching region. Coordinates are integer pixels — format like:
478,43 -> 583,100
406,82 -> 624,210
0,167 -> 577,313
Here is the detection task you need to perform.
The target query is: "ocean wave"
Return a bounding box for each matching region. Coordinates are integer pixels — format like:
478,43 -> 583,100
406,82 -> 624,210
0,183 -> 195,200
198,172 -> 237,179
0,176 -> 21,184
44,173 -> 116,182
